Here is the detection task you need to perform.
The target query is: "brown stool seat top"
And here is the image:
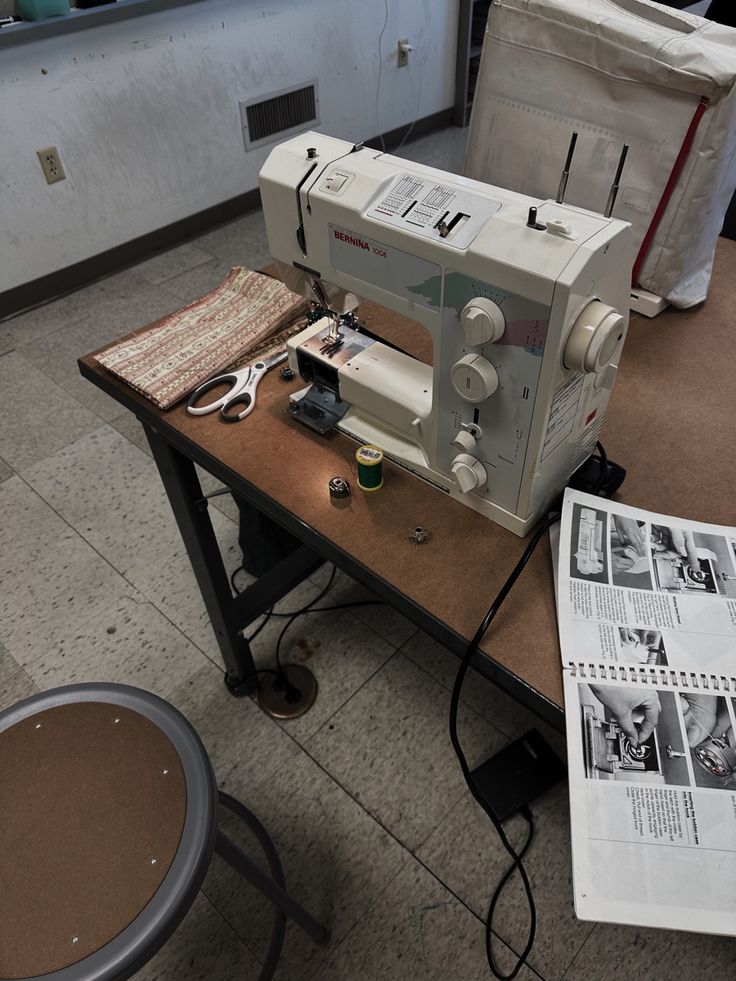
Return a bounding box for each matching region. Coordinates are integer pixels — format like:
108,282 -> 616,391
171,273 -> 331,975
0,687 -> 214,981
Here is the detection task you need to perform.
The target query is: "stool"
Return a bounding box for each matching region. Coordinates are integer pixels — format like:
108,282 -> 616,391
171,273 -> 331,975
0,684 -> 329,981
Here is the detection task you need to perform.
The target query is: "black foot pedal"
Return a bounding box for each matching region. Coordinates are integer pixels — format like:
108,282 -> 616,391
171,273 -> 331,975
470,729 -> 566,823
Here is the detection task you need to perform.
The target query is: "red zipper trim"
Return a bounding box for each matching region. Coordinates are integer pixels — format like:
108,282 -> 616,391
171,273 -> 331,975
632,95 -> 710,288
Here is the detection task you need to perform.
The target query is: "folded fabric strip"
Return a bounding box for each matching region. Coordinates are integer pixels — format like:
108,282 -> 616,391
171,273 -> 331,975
95,267 -> 309,409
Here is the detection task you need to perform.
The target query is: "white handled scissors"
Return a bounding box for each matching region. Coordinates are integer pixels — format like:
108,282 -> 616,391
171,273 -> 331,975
186,351 -> 288,422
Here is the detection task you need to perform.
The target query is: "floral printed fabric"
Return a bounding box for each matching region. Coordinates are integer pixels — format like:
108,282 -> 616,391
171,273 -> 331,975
96,267 -> 308,409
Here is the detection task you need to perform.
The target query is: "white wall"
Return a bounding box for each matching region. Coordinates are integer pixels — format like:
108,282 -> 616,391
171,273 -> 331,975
0,0 -> 459,292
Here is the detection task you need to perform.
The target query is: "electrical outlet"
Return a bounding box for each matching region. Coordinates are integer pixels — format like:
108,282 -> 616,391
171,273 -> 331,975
36,147 -> 66,185
397,38 -> 411,68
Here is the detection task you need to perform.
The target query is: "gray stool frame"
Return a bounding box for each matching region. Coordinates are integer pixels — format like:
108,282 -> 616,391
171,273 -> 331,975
0,683 -> 329,981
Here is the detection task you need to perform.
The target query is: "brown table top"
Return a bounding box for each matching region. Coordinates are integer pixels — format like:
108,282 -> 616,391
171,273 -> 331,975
79,241 -> 736,715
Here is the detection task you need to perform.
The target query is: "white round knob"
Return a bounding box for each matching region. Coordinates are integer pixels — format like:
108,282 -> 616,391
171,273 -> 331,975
563,300 -> 625,374
452,429 -> 477,452
460,298 -> 505,346
451,354 -> 499,403
451,453 -> 487,494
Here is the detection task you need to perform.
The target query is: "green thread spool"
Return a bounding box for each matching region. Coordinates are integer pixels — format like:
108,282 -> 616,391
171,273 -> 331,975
355,445 -> 384,492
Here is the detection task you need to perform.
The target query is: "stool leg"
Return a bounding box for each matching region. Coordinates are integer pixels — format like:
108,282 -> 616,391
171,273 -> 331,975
217,792 -> 287,981
215,830 -> 330,945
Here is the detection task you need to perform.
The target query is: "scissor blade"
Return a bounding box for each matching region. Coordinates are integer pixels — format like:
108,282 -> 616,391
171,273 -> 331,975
263,350 -> 288,371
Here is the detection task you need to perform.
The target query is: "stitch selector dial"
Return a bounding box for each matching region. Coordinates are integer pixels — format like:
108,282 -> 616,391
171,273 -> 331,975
460,298 -> 505,346
451,354 -> 499,402
450,453 -> 488,493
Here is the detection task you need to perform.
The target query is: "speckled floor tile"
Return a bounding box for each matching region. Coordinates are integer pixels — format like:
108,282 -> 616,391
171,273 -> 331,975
108,409 -> 152,456
0,475 -> 140,669
161,258 -> 237,306
398,127 -> 467,170
0,328 -> 13,357
162,215 -> 272,306
401,630 -> 560,746
166,661 -> 295,799
565,920 -> 736,981
212,492 -> 240,523
74,282 -> 177,344
133,504 -> 242,659
22,427 -> 242,661
0,664 -> 38,713
18,286 -> 179,422
135,893 -> 261,981
4,267 -> 151,345
418,780 -> 588,980
0,353 -> 100,469
190,210 -> 270,269
0,642 -> 21,683
0,641 -> 38,712
21,594 -> 208,699
227,570 -> 399,741
308,564 -> 419,649
245,580 -> 397,743
196,464 -> 241,523
307,653 -> 508,852
133,242 -> 215,286
204,742 -> 409,979
430,144 -> 466,175
0,456 -> 12,484
314,858 -> 540,981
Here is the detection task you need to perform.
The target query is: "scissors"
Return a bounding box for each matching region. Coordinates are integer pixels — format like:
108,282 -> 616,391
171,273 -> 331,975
187,351 -> 288,422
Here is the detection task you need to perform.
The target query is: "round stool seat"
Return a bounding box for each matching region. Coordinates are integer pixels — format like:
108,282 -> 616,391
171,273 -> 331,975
0,685 -> 217,981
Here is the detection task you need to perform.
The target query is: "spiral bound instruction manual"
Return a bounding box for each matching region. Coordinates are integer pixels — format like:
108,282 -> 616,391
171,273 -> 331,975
557,489 -> 736,935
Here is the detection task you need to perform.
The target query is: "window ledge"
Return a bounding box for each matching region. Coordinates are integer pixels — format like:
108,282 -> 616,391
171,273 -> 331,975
0,0 -> 204,49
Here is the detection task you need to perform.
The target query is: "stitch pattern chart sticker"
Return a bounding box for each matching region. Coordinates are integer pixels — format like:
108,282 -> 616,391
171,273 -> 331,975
366,172 -> 501,249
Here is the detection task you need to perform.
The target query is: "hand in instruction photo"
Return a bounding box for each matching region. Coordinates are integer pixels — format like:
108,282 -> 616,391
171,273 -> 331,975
590,684 -> 660,747
609,515 -> 653,588
580,683 -> 687,786
652,527 -> 708,575
677,694 -> 736,789
618,627 -> 665,665
612,516 -> 647,558
679,693 -> 718,747
649,525 -> 736,596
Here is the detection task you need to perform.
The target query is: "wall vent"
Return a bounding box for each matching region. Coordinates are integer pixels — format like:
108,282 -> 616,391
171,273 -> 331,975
241,81 -> 319,151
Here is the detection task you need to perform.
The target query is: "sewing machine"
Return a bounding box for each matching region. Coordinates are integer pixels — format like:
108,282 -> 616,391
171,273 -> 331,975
259,132 -> 633,535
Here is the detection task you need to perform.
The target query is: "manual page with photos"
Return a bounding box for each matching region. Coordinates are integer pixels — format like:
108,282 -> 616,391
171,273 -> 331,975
557,488 -> 736,935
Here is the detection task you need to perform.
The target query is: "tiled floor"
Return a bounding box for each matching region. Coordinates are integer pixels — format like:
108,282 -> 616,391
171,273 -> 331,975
2,126 -> 732,980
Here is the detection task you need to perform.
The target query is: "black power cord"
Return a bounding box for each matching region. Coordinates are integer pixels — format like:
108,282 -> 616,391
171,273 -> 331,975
450,441 -> 609,979
592,440 -> 608,495
230,565 -> 382,696
449,509 -> 561,980
231,443 -> 609,969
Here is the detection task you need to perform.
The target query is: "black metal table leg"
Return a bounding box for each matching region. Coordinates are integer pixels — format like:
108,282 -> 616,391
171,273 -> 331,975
145,425 -> 258,695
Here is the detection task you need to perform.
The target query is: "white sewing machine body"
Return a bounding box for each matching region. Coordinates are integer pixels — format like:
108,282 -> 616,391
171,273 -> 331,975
259,133 -> 632,536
